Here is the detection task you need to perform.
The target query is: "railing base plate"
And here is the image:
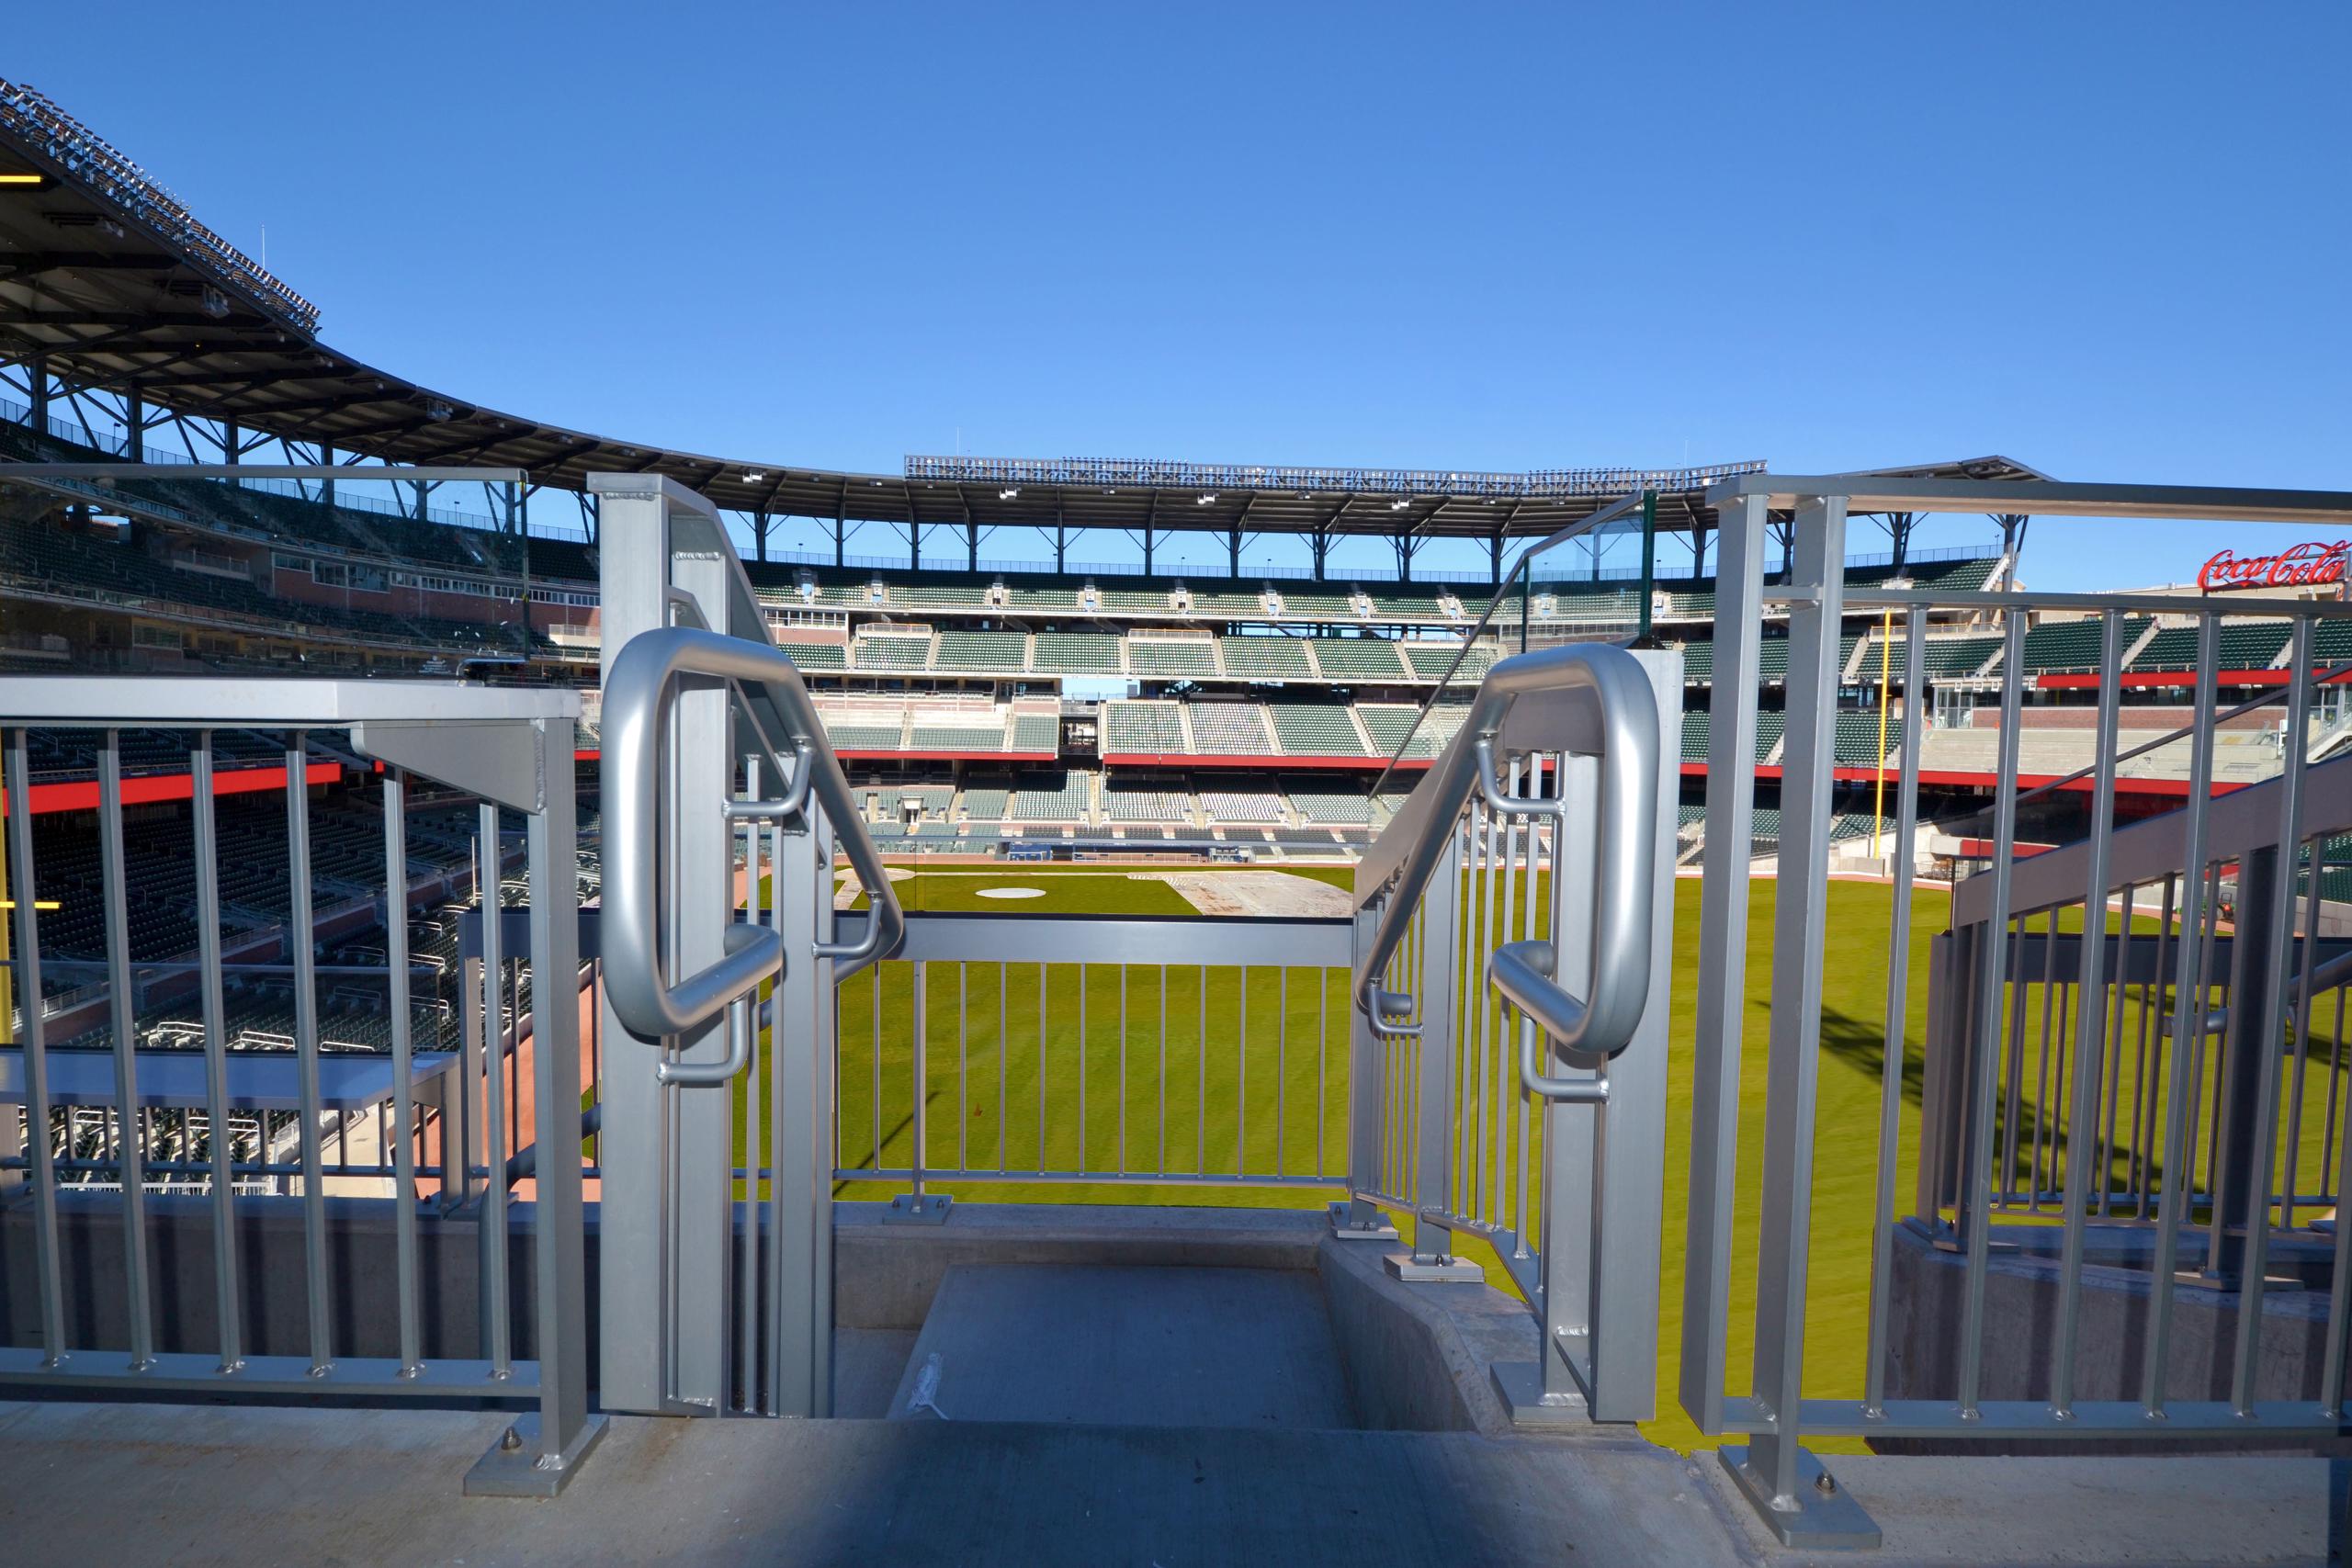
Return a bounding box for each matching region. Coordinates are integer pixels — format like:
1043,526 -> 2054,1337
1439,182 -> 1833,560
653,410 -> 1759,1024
464,1412 -> 608,1499
883,1193 -> 955,1225
1384,1252 -> 1483,1283
1489,1360 -> 1589,1427
1716,1444 -> 1881,1551
1328,1201 -> 1399,1241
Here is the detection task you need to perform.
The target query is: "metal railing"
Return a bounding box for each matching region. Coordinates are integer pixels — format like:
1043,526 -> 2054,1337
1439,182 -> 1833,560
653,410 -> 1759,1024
829,916 -> 1351,1201
0,678 -> 599,1496
1681,473 -> 2352,1549
1342,638 -> 1677,1424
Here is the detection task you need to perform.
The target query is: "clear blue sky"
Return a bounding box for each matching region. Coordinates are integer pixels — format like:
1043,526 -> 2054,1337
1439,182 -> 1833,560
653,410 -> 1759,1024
12,4 -> 2348,586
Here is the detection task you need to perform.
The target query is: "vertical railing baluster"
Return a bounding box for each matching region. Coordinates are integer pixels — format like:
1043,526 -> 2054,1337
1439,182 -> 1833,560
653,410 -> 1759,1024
6,729 -> 66,1364
190,733 -> 245,1373
2143,613 -> 2221,1416
2051,609 -> 2123,1416
1862,605 -> 1926,1416
380,765 -> 419,1378
97,731 -> 156,1368
1682,488 -> 1767,1436
736,760 -> 762,1411
2228,615 -> 2312,1411
1956,612 -> 2027,1416
1159,964 -> 1170,1175
1276,968 -> 1288,1178
476,799 -> 511,1379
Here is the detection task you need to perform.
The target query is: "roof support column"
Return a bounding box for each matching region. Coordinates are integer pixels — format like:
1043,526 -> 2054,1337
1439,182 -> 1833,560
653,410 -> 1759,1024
1142,523 -> 1154,576
967,521 -> 979,572
1055,506 -> 1067,573
1992,512 -> 2030,578
320,443 -> 334,510
125,388 -> 143,462
752,510 -> 769,563
1691,516 -> 1709,579
1879,511 -> 1916,575
1488,531 -> 1506,586
28,353 -> 48,429
221,417 -> 240,466
1393,528 -> 1421,583
1228,525 -> 1241,578
832,505 -> 845,569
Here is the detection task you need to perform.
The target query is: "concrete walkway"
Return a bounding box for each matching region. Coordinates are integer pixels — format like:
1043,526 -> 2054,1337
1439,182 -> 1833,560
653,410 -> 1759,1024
0,1399 -> 2341,1566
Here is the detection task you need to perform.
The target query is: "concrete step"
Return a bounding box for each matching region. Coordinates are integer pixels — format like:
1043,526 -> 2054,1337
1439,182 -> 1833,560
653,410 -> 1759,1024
886,1262 -> 1360,1430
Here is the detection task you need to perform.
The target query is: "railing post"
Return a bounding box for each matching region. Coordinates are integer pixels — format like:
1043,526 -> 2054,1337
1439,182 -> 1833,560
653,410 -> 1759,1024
466,716 -> 605,1495
767,801 -> 837,1413
594,477 -> 734,1416
1393,820 -> 1477,1280
1682,489 -> 1766,1435
1332,900 -> 1399,1239
1716,493 -> 1882,1549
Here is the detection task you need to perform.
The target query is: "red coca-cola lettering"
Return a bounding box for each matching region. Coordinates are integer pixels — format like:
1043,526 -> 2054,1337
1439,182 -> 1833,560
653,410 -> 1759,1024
2197,540 -> 2351,592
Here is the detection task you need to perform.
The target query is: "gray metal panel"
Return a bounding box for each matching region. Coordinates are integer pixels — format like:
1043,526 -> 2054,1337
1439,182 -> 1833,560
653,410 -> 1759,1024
884,913 -> 1351,969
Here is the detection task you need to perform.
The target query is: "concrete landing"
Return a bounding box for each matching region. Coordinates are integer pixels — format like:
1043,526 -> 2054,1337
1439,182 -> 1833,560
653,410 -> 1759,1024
0,1400 -> 1747,1568
0,1399 -> 2339,1566
888,1262 -> 1359,1430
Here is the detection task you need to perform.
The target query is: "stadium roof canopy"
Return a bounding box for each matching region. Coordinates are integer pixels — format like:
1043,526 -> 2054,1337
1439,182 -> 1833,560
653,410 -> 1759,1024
0,79 -> 2044,544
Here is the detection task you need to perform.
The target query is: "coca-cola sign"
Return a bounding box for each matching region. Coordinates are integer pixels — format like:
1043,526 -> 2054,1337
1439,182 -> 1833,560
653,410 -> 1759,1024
2198,540 -> 2351,592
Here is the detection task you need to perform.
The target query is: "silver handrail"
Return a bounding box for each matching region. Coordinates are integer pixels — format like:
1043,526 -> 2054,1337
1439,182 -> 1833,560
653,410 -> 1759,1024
1353,641 -> 1661,1075
601,625 -> 906,1041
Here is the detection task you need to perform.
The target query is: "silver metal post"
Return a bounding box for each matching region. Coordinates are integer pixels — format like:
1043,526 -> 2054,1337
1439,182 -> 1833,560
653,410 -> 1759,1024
1722,497 -> 1879,1549
282,732 -> 329,1375
2,730 -> 66,1362
1862,608 -> 1927,1416
2143,615 -> 2221,1415
97,732 -> 155,1369
1682,490 -> 1766,1435
2050,611 -> 2124,1414
189,734 -> 243,1372
477,801 -> 512,1378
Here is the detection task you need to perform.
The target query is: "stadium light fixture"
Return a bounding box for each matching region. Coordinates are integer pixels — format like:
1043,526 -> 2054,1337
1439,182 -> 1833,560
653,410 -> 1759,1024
424,399 -> 454,422
743,470 -> 765,482
1196,493 -> 1216,505
999,487 -> 1019,500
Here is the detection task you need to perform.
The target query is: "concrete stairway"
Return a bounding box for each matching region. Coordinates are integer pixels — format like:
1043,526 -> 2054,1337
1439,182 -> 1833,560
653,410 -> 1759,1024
883,1262 -> 1360,1429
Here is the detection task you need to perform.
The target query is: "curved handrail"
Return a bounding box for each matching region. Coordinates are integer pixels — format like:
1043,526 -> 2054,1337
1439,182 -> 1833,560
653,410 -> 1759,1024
602,625 -> 907,1041
1353,640 -> 1660,1079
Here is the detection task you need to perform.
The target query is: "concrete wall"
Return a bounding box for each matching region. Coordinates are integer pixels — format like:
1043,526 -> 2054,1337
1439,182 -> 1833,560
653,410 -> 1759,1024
1882,1219 -> 2347,1456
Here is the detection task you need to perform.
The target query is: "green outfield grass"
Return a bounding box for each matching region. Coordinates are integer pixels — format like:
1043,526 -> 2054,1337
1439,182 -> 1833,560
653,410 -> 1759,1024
737,862 -> 2349,1454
